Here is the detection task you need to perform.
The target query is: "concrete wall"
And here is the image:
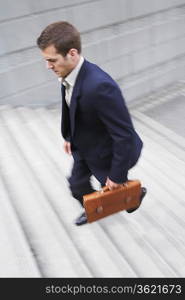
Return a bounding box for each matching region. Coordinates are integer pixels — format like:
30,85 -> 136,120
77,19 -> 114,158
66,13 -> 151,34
0,0 -> 185,106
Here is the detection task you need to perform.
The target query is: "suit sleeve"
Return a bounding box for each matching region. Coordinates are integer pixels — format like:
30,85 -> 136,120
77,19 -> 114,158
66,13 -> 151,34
95,81 -> 134,183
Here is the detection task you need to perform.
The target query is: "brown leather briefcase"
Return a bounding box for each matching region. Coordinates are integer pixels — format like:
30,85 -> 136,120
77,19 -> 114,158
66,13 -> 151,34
83,180 -> 141,223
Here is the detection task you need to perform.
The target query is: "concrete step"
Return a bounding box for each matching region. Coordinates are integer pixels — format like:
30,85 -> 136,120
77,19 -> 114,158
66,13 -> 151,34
0,178 -> 41,277
0,104 -> 185,277
130,80 -> 185,112
22,106 -> 183,274
0,111 -> 91,277
131,120 -> 185,179
0,107 -> 137,277
128,80 -> 185,109
131,110 -> 185,160
13,107 -> 141,277
19,105 -> 185,276
128,165 -> 185,277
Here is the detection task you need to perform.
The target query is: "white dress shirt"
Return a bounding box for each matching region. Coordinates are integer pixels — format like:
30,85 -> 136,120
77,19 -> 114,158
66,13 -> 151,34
59,56 -> 84,107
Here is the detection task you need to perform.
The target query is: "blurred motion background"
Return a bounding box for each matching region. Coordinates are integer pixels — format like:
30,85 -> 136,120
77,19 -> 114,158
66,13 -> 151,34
0,0 -> 185,278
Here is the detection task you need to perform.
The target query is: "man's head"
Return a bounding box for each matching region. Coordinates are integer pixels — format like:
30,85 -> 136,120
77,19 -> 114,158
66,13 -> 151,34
37,21 -> 81,78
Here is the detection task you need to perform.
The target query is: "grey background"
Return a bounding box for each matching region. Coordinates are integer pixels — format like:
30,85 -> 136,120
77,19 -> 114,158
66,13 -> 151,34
1,0 -> 185,107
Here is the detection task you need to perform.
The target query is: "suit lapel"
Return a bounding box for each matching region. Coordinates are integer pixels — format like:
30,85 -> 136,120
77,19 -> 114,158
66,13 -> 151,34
69,60 -> 87,138
69,79 -> 81,138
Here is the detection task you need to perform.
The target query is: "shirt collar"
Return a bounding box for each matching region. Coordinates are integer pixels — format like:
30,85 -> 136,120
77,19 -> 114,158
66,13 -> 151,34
59,56 -> 84,87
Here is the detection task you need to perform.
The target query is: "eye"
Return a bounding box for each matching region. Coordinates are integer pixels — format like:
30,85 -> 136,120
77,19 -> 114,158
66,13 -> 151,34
46,59 -> 57,63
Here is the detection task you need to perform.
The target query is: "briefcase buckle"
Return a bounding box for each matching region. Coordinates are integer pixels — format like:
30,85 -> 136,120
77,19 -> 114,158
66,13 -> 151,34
125,196 -> 132,203
96,206 -> 103,214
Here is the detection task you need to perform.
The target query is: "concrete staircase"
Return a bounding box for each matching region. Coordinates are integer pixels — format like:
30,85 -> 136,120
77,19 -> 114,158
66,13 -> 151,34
0,87 -> 185,277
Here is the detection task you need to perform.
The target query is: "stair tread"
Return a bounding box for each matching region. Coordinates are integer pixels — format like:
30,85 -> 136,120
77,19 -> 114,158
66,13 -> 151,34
0,101 -> 185,277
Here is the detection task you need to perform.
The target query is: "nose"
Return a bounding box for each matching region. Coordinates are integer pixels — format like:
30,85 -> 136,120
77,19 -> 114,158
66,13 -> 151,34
46,61 -> 53,69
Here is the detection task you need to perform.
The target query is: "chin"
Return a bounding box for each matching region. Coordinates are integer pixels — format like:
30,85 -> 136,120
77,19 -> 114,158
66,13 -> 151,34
59,72 -> 65,78
56,73 -> 62,77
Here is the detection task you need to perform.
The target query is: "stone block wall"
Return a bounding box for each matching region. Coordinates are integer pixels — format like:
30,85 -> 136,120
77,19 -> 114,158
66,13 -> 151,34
0,0 -> 185,106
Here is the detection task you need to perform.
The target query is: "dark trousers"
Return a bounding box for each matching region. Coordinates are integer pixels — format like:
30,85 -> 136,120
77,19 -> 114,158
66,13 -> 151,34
67,158 -> 128,207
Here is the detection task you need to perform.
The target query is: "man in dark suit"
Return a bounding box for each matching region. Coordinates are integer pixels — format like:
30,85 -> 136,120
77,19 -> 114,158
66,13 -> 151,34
37,21 -> 147,225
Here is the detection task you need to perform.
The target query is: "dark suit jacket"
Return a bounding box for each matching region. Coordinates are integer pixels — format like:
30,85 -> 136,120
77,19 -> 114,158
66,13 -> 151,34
61,59 -> 143,183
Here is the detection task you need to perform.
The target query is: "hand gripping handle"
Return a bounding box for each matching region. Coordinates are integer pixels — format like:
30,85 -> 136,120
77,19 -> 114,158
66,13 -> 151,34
99,182 -> 128,194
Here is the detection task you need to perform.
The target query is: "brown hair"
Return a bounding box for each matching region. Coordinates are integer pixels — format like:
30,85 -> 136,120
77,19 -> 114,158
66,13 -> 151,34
37,21 -> 81,56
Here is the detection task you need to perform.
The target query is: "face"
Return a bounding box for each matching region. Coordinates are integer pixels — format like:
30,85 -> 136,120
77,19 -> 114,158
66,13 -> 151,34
41,44 -> 77,78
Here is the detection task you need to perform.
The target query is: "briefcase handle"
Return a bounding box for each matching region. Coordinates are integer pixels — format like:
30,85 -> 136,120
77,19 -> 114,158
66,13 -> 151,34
100,182 -> 128,193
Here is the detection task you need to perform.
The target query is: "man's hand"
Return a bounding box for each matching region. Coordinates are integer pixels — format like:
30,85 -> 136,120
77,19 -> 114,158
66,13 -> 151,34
63,141 -> 71,155
105,177 -> 122,190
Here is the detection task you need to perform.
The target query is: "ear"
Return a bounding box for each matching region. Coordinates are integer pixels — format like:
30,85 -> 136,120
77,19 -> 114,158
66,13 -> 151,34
68,48 -> 78,57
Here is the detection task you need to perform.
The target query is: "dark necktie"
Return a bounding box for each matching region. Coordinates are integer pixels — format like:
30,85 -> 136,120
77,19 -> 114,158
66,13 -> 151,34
61,84 -> 70,139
